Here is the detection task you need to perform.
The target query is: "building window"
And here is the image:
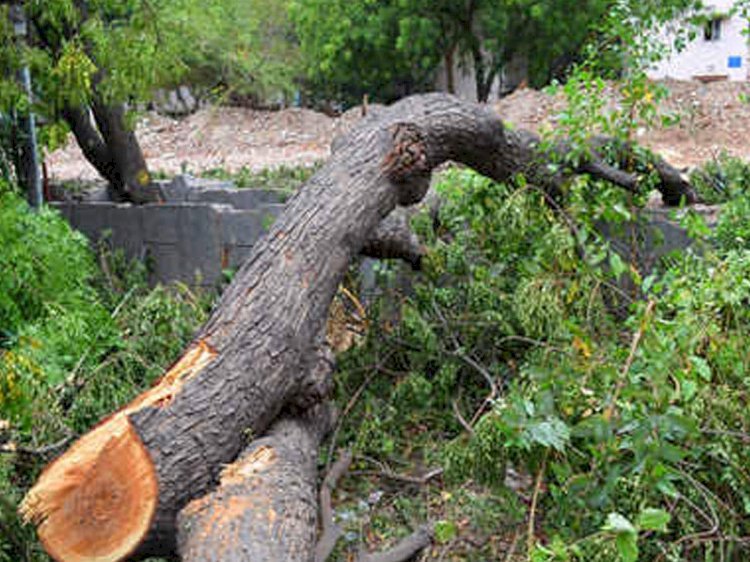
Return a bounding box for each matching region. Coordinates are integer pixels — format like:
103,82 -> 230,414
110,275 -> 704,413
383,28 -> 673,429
704,18 -> 722,41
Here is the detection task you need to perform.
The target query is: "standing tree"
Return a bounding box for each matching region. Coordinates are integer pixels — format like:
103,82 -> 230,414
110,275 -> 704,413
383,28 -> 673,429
0,0 -> 298,203
291,0 -> 705,104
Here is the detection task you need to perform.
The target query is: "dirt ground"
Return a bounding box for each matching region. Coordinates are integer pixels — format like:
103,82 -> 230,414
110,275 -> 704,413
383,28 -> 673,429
46,80 -> 750,182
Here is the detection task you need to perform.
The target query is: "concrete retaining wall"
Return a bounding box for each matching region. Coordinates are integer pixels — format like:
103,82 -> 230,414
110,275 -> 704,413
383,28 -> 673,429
53,174 -> 720,292
52,177 -> 290,288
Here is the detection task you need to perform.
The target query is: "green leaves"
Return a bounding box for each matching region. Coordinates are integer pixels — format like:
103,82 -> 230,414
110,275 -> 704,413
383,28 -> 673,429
602,509 -> 671,562
525,417 -> 571,452
433,520 -> 458,543
637,508 -> 671,532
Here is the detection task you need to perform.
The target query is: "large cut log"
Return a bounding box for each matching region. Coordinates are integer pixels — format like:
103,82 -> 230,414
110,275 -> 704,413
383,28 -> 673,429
20,93 -> 697,562
177,405 -> 334,562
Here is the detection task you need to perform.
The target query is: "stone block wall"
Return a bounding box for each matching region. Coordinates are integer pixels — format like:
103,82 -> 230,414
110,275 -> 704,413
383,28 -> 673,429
51,176 -> 289,288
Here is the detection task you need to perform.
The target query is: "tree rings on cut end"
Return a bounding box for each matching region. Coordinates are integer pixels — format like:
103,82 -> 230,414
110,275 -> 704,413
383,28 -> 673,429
21,418 -> 157,562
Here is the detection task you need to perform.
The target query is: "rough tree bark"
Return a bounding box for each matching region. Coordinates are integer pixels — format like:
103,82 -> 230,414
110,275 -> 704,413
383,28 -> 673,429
60,100 -> 160,204
20,93 -> 696,562
177,405 -> 335,562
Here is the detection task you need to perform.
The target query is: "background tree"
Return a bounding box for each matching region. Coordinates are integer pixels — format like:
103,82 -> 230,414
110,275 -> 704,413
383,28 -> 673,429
291,0 -> 614,104
291,0 -> 704,104
0,0 -> 298,203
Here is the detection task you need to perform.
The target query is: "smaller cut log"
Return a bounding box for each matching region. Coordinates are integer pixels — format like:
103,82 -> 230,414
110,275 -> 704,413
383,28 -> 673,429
177,404 -> 335,562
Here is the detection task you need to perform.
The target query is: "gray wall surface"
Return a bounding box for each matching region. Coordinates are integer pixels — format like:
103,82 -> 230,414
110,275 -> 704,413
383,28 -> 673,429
51,178 -> 290,288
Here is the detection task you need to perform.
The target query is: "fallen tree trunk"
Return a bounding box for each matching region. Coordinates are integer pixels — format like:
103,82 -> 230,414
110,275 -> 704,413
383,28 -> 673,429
177,405 -> 334,562
20,93 -> 697,562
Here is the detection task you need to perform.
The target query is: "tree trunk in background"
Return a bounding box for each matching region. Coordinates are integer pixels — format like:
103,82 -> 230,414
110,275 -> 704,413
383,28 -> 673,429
89,99 -> 160,203
60,101 -> 160,204
19,93 -> 697,562
445,48 -> 456,95
61,106 -> 119,187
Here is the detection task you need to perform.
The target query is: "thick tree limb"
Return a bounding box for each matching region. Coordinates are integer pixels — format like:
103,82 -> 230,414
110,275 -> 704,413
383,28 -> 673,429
177,404 -> 335,562
501,128 -> 697,205
20,93 -> 697,562
362,210 -> 426,269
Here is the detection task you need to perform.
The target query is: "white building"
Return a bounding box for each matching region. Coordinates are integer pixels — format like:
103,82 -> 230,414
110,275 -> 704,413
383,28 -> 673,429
649,0 -> 749,82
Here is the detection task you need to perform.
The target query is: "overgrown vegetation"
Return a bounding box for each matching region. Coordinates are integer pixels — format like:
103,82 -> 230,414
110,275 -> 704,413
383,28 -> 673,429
198,162 -> 320,193
0,184 -> 211,561
3,2 -> 750,560
328,164 -> 750,561
320,9 -> 750,559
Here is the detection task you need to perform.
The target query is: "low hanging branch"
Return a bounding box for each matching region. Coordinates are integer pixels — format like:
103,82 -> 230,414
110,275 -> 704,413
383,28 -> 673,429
20,93 -> 696,562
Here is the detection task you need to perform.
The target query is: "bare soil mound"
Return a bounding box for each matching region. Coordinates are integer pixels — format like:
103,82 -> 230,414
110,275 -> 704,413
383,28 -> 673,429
46,80 -> 750,183
496,80 -> 750,169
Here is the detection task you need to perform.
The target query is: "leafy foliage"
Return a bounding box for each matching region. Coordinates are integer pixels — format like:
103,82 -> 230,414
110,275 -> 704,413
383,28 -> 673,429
0,192 -> 211,560
333,160 -> 750,560
291,0 -> 702,104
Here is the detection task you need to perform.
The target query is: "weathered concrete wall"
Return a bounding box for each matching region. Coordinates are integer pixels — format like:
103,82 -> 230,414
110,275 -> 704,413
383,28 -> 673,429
603,202 -> 720,271
53,172 -> 718,295
52,177 -> 289,288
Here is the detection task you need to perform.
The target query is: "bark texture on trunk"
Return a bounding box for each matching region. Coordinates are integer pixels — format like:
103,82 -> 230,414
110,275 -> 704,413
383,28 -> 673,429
61,106 -> 119,187
177,405 -> 334,562
61,101 -> 161,204
20,93 -> 697,562
90,100 -> 161,204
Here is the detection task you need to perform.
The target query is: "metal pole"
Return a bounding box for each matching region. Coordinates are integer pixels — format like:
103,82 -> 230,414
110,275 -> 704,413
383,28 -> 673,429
10,4 -> 42,208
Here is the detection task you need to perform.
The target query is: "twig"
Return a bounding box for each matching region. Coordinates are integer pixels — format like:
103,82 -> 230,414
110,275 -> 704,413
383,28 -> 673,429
604,299 -> 656,421
1,434 -> 74,457
326,374 -> 374,473
325,349 -> 395,472
357,525 -> 434,562
527,452 -> 548,555
316,450 -> 354,562
350,467 -> 444,488
431,301 -> 499,422
534,186 -> 588,262
503,531 -> 520,562
452,399 -> 475,436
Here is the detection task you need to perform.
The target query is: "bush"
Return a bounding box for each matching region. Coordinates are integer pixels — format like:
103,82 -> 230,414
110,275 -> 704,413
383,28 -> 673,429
333,167 -> 750,561
0,193 -> 212,561
0,191 -> 114,430
690,153 -> 750,205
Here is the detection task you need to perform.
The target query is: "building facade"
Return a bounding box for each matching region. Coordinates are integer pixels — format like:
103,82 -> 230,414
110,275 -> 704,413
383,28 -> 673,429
649,0 -> 749,82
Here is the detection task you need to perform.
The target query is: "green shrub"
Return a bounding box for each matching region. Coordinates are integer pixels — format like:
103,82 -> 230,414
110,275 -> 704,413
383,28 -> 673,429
334,167 -> 750,561
690,152 -> 750,205
0,192 -> 115,430
715,194 -> 750,252
0,194 -> 212,561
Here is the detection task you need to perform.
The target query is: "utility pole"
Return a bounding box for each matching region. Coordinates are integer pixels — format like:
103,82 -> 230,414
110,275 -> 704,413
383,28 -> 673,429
9,3 -> 42,208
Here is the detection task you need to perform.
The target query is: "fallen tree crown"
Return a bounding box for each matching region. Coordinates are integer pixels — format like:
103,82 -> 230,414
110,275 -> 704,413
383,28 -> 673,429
20,93 -> 696,562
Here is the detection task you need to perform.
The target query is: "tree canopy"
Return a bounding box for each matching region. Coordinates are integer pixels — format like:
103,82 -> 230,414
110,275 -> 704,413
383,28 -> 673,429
291,0 -> 704,104
0,0 -> 297,200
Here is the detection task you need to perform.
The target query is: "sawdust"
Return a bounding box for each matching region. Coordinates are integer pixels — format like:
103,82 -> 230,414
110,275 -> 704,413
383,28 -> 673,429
45,80 -> 750,183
